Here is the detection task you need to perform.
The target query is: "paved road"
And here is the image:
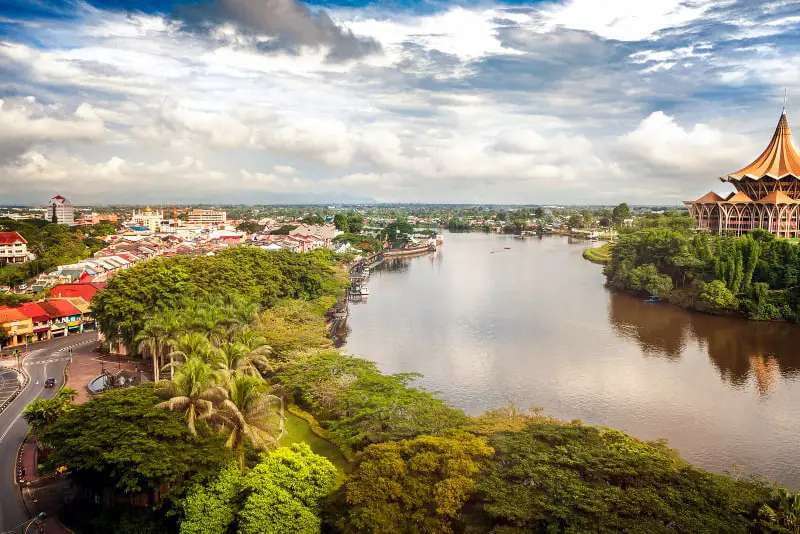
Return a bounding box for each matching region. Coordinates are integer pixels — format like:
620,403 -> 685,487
0,332 -> 99,533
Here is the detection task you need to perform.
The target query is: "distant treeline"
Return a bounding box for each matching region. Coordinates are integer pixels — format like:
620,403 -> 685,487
606,216 -> 800,321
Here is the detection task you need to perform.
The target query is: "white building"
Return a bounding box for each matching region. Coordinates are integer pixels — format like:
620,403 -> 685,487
131,207 -> 164,233
47,195 -> 75,225
188,208 -> 226,225
0,232 -> 34,264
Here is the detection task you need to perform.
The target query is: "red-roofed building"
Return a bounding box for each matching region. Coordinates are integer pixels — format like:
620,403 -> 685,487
39,300 -> 83,338
0,306 -> 33,347
16,302 -> 52,341
49,282 -> 107,303
0,231 -> 32,265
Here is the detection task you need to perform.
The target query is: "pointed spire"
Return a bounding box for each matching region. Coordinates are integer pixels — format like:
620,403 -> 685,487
724,109 -> 800,181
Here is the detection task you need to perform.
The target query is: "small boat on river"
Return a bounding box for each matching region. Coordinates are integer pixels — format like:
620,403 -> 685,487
645,296 -> 660,303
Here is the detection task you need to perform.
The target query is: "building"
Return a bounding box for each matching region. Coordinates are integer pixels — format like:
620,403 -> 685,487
47,195 -> 75,225
188,208 -> 226,225
76,212 -> 119,226
289,224 -> 339,245
39,300 -> 83,338
0,231 -> 33,264
17,302 -> 51,342
685,109 -> 800,237
131,207 -> 164,233
0,306 -> 33,347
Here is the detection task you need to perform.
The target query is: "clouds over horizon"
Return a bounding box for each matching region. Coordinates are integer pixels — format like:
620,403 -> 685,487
1,0 -> 799,205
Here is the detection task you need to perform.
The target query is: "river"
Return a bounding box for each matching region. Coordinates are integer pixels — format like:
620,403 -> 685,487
342,231 -> 800,489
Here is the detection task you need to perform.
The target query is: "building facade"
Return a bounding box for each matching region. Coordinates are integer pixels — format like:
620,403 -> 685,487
48,195 -> 75,225
188,208 -> 226,224
0,307 -> 33,347
685,110 -> 800,237
0,232 -> 32,264
131,207 -> 164,233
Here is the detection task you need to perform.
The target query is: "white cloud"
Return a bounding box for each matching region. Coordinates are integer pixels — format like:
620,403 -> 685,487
0,97 -> 105,142
1,0 -> 799,204
618,111 -> 757,175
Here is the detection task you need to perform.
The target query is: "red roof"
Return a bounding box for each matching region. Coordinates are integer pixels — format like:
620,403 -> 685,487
0,306 -> 29,323
16,303 -> 49,322
39,300 -> 82,319
79,272 -> 95,283
52,195 -> 65,200
49,282 -> 107,303
0,232 -> 27,245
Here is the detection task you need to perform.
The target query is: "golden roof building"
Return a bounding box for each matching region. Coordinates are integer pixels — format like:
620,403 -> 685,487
685,109 -> 800,237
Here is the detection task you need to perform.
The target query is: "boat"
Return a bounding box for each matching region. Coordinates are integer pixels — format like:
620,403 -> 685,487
645,296 -> 660,303
504,247 -> 511,250
359,286 -> 369,296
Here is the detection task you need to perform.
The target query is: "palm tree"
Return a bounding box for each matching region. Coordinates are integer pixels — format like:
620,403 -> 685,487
167,332 -> 221,369
209,373 -> 285,471
156,358 -> 227,435
218,338 -> 271,377
135,320 -> 165,382
758,489 -> 800,532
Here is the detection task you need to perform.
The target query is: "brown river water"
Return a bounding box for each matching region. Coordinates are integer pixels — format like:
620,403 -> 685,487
342,232 -> 800,489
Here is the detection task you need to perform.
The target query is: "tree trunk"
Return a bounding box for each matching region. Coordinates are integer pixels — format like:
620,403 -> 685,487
152,351 -> 159,382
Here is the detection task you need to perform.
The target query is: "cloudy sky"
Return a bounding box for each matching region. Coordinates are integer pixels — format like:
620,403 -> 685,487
1,0 -> 799,205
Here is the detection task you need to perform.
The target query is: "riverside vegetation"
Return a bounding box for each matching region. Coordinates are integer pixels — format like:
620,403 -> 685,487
606,214 -> 800,321
28,247 -> 800,533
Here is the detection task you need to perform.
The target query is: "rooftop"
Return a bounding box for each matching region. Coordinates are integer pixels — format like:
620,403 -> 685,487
724,111 -> 800,181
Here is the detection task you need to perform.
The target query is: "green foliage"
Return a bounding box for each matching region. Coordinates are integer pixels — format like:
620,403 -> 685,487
180,462 -> 241,534
179,444 -> 336,534
274,352 -> 469,450
336,431 -> 494,534
270,224 -> 298,235
236,221 -> 264,234
333,214 -> 349,232
332,233 -> 383,253
699,280 -> 738,311
380,220 -> 415,246
606,223 -> 800,320
612,202 -> 631,225
92,247 -> 346,351
755,489 -> 800,533
40,384 -> 232,494
23,387 -> 77,436
464,424 -> 772,533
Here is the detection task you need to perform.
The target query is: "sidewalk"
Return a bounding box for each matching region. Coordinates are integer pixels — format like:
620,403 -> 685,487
18,439 -> 73,534
65,352 -> 150,404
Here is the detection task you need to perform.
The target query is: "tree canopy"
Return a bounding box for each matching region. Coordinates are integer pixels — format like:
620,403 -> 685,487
463,424 -> 772,533
40,384 -> 232,495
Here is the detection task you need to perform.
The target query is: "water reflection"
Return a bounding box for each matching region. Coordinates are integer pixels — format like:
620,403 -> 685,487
608,293 -> 800,396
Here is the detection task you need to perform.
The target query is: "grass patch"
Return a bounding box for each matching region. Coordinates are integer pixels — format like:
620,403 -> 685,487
282,409 -> 350,486
582,243 -> 612,264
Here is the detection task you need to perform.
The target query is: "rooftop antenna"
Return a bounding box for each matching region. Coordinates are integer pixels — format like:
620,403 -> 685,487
783,88 -> 787,114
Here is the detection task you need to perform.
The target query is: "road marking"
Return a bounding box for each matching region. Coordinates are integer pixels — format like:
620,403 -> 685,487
0,411 -> 24,444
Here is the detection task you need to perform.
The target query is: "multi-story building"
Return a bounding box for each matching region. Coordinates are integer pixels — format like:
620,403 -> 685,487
0,307 -> 33,347
47,195 -> 75,225
130,207 -> 164,233
685,108 -> 800,237
17,302 -> 51,342
0,232 -> 33,264
188,208 -> 227,225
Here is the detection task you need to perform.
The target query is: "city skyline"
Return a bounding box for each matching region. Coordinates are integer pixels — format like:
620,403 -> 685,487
1,0 -> 799,205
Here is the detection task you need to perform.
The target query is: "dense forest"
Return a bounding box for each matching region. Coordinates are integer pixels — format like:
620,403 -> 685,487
606,215 -> 800,321
28,247 -> 799,532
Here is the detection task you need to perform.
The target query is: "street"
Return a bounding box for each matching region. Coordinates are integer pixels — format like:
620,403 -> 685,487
0,332 -> 98,533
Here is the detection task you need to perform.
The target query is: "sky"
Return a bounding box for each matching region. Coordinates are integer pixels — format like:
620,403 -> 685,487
1,0 -> 799,205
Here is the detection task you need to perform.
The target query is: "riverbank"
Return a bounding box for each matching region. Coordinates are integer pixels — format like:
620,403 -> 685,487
582,243 -> 611,264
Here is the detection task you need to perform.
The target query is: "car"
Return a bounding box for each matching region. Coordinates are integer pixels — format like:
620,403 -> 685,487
44,377 -> 56,388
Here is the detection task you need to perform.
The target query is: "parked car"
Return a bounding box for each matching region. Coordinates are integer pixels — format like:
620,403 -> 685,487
44,377 -> 56,388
